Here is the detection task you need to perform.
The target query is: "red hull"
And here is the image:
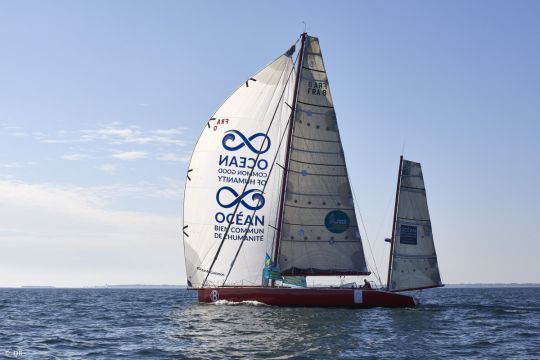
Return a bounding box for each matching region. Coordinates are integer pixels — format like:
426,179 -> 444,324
198,287 -> 415,308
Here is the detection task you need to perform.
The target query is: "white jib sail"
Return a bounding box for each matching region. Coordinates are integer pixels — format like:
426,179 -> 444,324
277,36 -> 369,276
389,159 -> 442,291
183,54 -> 295,288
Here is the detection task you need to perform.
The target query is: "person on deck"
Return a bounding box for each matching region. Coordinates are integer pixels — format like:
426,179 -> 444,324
362,279 -> 372,289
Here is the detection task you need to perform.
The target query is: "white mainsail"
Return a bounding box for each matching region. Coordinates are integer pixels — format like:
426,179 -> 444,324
388,159 -> 442,291
183,53 -> 295,288
277,36 -> 369,276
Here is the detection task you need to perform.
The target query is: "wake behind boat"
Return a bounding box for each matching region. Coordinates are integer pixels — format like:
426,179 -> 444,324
182,33 -> 442,308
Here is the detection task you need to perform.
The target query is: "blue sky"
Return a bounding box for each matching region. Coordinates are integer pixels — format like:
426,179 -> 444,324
1,1 -> 538,286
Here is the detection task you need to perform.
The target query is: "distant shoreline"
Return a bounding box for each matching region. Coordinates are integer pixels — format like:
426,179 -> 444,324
3,283 -> 539,289
444,283 -> 540,288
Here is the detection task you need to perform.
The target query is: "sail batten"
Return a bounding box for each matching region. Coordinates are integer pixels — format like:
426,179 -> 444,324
276,35 -> 369,276
388,159 -> 442,292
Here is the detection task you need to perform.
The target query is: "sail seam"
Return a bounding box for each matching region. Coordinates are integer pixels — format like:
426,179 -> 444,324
297,100 -> 334,108
393,254 -> 438,259
288,169 -> 347,177
287,191 -> 342,196
284,204 -> 354,210
281,239 -> 361,243
290,146 -> 343,155
401,185 -> 425,191
397,216 -> 431,222
391,284 -> 444,292
302,66 -> 325,73
290,158 -> 345,166
292,135 -> 340,143
283,222 -> 359,228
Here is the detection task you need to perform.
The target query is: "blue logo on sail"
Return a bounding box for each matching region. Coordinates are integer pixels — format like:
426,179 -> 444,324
222,130 -> 271,154
216,186 -> 265,210
324,210 -> 350,234
400,224 -> 417,245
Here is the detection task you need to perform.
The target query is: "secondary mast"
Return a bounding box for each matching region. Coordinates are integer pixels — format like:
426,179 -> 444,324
386,155 -> 403,290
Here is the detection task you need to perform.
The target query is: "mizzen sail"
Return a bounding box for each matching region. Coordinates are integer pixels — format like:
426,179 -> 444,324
388,158 -> 442,292
277,36 -> 369,276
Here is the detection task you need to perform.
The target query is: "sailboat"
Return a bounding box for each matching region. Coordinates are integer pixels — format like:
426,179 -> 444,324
182,33 -> 442,308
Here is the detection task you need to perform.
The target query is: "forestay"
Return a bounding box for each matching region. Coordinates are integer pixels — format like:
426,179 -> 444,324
183,54 -> 295,288
388,160 -> 442,291
277,36 -> 369,276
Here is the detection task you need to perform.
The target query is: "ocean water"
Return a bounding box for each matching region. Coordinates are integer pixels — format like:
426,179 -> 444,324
0,287 -> 538,359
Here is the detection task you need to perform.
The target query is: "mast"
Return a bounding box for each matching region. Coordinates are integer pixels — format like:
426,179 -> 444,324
386,155 -> 403,290
271,32 -> 307,286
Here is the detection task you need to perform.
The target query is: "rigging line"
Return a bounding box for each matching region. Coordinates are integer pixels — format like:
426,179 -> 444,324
202,60 -> 294,287
221,54 -> 299,285
271,33 -> 307,284
351,183 -> 383,288
185,40 -> 299,288
374,188 -> 395,281
222,98 -> 295,285
351,183 -> 382,286
222,113 -> 293,285
204,61 -> 295,287
202,48 -> 299,288
224,37 -> 304,286
259,115 -> 293,258
228,50 -> 299,286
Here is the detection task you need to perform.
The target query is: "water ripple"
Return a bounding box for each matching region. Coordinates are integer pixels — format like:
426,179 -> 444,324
0,288 -> 538,358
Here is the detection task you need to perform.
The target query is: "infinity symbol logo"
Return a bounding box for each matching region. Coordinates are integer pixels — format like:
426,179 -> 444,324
216,186 -> 265,210
222,130 -> 271,154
